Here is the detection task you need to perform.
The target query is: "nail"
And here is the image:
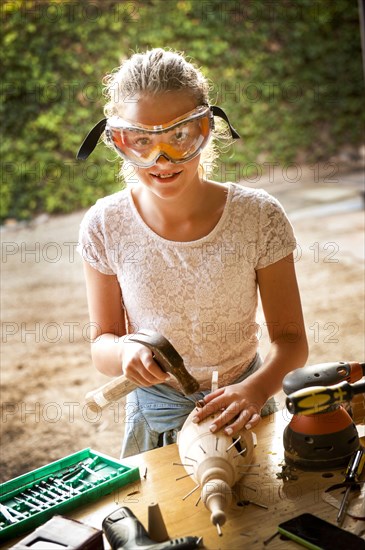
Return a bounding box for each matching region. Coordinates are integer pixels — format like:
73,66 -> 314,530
225,427 -> 233,435
209,424 -> 217,433
192,416 -> 199,424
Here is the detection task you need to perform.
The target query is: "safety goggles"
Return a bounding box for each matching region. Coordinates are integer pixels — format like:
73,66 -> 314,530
77,105 -> 240,166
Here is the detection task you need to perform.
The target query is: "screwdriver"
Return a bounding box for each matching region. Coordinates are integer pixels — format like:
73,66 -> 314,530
337,447 -> 365,526
286,379 -> 365,415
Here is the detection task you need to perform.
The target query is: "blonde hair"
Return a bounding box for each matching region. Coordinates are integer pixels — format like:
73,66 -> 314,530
103,48 -> 229,175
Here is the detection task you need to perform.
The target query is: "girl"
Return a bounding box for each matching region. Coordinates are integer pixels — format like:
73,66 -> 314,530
77,48 -> 308,457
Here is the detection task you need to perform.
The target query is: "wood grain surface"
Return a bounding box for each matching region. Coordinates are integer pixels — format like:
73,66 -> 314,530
3,411 -> 364,549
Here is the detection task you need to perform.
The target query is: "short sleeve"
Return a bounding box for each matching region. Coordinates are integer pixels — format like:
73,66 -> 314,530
77,202 -> 115,275
256,193 -> 296,269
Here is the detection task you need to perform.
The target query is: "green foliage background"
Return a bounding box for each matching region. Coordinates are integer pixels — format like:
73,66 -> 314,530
1,0 -> 364,221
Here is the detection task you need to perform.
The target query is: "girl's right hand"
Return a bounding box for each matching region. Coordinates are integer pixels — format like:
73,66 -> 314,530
120,342 -> 170,387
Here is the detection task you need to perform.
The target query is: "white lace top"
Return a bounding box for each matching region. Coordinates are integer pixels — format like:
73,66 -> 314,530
78,182 -> 296,390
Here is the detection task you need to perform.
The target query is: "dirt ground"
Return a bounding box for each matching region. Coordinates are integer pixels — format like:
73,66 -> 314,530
1,166 -> 364,483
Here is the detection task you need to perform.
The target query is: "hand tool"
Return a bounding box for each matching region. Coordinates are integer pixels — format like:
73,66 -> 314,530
0,506 -> 15,525
13,496 -> 43,513
282,361 -> 364,469
46,476 -> 82,495
27,488 -> 56,504
61,457 -> 98,481
334,447 -> 365,525
76,479 -> 93,488
286,379 -> 365,415
37,480 -> 67,499
0,503 -> 26,525
19,491 -> 48,508
62,457 -> 100,488
80,463 -> 104,479
60,461 -> 86,480
66,470 -> 92,488
85,329 -> 200,413
102,506 -> 202,549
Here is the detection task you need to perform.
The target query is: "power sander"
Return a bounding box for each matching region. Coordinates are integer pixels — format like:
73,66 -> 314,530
282,361 -> 365,470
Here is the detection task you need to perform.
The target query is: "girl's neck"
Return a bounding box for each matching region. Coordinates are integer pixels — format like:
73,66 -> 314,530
144,177 -> 207,221
130,179 -> 229,242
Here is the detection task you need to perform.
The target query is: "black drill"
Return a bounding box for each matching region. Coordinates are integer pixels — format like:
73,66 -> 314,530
102,507 -> 202,550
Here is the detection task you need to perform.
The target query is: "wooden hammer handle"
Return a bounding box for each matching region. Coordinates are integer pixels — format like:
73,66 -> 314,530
85,375 -> 138,413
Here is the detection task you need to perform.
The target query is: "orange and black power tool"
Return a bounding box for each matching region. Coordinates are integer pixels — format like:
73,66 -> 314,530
282,361 -> 365,470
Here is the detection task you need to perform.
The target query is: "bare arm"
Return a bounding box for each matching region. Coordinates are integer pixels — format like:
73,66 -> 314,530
82,261 -> 168,384
253,252 -> 309,396
192,254 -> 308,434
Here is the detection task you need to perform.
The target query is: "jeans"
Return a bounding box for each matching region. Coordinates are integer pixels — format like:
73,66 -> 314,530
120,354 -> 277,458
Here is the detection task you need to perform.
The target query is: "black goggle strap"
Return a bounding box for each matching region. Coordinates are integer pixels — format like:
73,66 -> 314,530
76,106 -> 240,160
76,118 -> 107,160
210,106 -> 240,140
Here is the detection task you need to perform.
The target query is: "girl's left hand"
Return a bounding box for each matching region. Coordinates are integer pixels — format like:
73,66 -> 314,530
191,382 -> 266,436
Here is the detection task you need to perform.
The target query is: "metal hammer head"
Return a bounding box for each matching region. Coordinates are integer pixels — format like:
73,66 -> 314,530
126,329 -> 200,395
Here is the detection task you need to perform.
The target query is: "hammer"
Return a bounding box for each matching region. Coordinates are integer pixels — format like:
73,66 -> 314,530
85,329 -> 200,413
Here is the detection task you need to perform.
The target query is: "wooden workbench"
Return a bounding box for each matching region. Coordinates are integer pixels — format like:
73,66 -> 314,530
4,411 -> 365,549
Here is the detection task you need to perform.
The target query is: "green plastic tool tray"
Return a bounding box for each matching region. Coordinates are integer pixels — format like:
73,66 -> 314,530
0,447 -> 140,542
